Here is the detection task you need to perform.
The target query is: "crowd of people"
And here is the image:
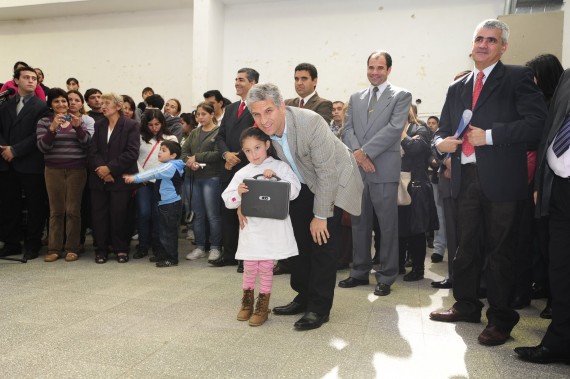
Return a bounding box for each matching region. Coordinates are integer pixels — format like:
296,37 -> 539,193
0,17 -> 569,364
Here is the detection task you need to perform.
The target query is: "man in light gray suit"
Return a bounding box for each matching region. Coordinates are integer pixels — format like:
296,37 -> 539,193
339,50 -> 412,296
245,83 -> 363,330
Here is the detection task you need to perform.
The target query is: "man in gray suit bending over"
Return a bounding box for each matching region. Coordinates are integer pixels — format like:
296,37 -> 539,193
339,50 -> 412,296
245,83 -> 363,330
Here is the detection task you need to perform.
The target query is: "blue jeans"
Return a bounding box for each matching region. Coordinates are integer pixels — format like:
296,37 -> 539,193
432,183 -> 447,256
191,177 -> 221,249
136,183 -> 159,250
158,200 -> 182,263
182,175 -> 192,219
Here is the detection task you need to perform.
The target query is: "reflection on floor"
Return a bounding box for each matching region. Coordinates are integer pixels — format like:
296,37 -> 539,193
1,235 -> 568,379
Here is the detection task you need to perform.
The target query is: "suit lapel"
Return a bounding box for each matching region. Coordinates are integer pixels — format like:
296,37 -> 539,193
107,116 -> 124,146
357,89 -> 370,131
305,94 -> 318,109
547,93 -> 570,143
460,73 -> 474,112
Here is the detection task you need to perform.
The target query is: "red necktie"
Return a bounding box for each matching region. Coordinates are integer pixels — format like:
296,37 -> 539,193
238,101 -> 246,118
299,99 -> 305,108
463,71 -> 485,157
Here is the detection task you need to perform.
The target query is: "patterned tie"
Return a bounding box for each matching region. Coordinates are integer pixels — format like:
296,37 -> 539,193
552,114 -> 570,158
237,101 -> 246,118
299,99 -> 305,108
463,71 -> 485,157
367,87 -> 379,120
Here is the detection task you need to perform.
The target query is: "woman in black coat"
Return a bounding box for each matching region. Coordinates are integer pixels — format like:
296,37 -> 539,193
398,106 -> 438,281
88,93 -> 140,264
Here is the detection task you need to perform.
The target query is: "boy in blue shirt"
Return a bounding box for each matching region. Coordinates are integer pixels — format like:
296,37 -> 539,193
124,140 -> 185,267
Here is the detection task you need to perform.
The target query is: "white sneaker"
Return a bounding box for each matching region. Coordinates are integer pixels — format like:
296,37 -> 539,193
186,248 -> 206,260
208,248 -> 221,261
186,230 -> 195,241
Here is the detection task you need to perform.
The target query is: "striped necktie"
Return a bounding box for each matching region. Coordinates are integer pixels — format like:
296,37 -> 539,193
552,114 -> 570,157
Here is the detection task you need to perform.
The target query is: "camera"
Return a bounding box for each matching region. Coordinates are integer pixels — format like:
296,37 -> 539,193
63,114 -> 72,122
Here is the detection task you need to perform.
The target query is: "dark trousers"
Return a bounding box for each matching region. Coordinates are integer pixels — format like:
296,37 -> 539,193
0,167 -> 47,252
221,180 -> 239,260
158,201 -> 182,263
453,164 -> 519,331
289,184 -> 342,315
91,189 -> 132,255
542,175 -> 570,354
442,196 -> 458,278
399,233 -> 426,271
512,182 -> 537,301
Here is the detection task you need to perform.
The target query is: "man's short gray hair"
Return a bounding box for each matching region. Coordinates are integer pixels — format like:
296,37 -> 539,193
246,83 -> 284,107
474,19 -> 510,43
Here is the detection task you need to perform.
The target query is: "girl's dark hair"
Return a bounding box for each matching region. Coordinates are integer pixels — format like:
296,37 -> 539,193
47,87 -> 69,111
67,89 -> 86,115
525,54 -> 564,105
239,127 -> 278,159
121,95 -> 137,120
180,111 -> 198,130
140,108 -> 171,143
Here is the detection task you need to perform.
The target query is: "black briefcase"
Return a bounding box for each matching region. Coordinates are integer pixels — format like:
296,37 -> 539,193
241,174 -> 291,220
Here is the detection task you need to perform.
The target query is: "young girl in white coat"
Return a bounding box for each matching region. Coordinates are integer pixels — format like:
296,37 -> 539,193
221,127 -> 301,326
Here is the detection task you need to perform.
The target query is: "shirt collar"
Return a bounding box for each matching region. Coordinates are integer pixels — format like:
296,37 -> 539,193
369,81 -> 389,97
301,91 -> 316,104
473,62 -> 498,80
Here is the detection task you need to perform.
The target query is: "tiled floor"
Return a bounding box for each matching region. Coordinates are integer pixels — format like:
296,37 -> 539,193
1,235 -> 569,379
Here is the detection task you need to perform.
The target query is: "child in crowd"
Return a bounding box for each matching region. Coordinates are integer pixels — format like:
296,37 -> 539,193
124,140 -> 185,267
221,127 -> 301,326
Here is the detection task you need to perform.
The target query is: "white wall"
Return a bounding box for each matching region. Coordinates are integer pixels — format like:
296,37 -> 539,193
0,0 -> 566,117
221,0 -> 515,117
0,8 -> 194,111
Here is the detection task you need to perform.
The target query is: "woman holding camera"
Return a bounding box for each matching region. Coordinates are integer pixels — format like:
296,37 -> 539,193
36,88 -> 91,262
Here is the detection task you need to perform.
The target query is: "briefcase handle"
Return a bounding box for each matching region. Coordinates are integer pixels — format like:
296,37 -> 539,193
252,174 -> 283,181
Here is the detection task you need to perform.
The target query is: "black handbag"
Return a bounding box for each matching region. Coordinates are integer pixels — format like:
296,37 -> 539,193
241,174 -> 291,220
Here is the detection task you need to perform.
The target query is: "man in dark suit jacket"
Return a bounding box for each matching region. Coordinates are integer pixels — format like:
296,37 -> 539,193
515,69 -> 570,364
430,19 -> 547,346
213,68 -> 259,268
284,63 -> 333,124
0,66 -> 48,260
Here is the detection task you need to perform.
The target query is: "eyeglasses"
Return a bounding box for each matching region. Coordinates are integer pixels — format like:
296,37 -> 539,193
20,75 -> 38,81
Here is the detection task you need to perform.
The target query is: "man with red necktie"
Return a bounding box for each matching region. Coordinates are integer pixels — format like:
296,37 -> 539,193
214,68 -> 259,270
284,63 -> 332,124
431,19 -> 547,346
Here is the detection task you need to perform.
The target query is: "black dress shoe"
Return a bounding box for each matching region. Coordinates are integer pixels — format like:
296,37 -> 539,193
510,295 -> 531,310
209,256 -> 238,267
22,250 -> 39,260
374,283 -> 391,296
0,245 -> 22,257
540,304 -> 552,319
431,279 -> 453,289
514,345 -> 570,364
273,301 -> 306,315
403,269 -> 424,282
431,253 -> 443,263
338,277 -> 369,288
294,312 -> 329,331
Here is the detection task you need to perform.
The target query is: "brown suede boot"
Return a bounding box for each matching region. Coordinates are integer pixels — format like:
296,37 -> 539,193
249,293 -> 271,326
237,289 -> 255,321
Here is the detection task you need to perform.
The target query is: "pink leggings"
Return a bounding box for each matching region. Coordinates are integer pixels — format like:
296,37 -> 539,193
242,260 -> 274,294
